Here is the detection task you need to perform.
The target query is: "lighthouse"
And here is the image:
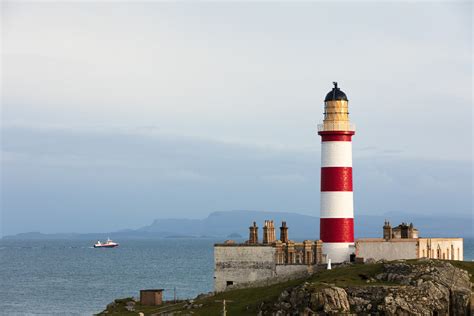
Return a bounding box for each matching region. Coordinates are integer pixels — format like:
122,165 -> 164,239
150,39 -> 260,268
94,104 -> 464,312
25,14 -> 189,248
318,82 -> 355,263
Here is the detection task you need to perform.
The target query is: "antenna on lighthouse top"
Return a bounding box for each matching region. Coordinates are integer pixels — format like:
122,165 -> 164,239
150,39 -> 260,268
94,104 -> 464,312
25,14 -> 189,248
333,82 -> 338,89
332,82 -> 338,99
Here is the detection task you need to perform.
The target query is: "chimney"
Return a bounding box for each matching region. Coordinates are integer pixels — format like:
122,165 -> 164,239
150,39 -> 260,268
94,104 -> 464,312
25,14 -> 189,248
263,220 -> 269,244
248,221 -> 258,244
270,220 -> 276,243
280,221 -> 288,243
383,220 -> 392,240
263,220 -> 276,244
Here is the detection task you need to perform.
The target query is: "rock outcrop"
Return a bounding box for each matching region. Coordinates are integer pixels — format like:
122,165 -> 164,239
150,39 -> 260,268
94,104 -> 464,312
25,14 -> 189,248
259,260 -> 472,315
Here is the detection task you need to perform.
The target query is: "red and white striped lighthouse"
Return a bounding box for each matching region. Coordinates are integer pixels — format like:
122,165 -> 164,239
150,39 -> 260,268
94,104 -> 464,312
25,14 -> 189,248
317,82 -> 355,263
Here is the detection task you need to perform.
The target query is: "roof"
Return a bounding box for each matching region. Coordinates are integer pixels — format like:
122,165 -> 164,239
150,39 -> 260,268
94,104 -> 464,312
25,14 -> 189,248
140,289 -> 164,292
324,82 -> 348,102
355,238 -> 418,243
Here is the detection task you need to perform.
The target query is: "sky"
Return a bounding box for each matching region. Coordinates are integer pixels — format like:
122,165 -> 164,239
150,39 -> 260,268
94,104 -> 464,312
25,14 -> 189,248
1,1 -> 472,236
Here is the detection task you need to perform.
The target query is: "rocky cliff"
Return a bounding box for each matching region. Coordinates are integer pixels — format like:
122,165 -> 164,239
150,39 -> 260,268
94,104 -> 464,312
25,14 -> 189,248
99,259 -> 473,315
259,259 -> 472,315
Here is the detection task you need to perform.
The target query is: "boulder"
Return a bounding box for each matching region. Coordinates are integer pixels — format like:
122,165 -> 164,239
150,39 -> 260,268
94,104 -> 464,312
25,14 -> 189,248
124,305 -> 135,312
309,287 -> 350,313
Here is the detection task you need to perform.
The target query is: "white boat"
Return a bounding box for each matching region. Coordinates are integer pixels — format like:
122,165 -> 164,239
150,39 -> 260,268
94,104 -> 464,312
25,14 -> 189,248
93,238 -> 119,248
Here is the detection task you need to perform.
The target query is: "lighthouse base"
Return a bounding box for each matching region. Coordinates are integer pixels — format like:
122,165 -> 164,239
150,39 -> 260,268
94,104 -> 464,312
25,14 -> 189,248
323,242 -> 354,263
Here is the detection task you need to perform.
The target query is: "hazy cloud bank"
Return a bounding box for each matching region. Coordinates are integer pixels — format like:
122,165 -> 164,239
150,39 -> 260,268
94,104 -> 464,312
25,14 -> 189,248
1,126 -> 471,235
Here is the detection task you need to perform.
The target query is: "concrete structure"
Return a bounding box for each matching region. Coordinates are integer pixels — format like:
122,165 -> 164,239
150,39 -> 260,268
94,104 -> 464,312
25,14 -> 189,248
317,82 -> 355,263
140,289 -> 163,306
356,222 -> 463,262
356,239 -> 419,261
214,220 -> 323,292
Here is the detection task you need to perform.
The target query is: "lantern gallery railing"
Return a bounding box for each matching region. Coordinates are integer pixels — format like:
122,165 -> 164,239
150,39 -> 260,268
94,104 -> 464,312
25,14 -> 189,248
317,122 -> 356,132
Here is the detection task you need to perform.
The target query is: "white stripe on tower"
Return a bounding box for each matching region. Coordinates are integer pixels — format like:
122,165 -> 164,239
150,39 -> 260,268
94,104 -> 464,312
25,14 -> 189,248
320,192 -> 354,218
321,142 -> 352,167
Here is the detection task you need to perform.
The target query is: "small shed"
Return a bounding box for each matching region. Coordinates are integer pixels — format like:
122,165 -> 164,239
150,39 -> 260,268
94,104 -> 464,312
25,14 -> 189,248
140,289 -> 164,306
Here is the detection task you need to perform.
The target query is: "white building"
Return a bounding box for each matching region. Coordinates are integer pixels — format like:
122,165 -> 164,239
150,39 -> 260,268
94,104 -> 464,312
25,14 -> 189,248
355,222 -> 463,262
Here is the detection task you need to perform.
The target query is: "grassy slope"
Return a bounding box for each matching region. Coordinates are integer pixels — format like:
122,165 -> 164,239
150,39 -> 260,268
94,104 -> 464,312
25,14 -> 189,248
99,260 -> 474,316
450,260 -> 474,282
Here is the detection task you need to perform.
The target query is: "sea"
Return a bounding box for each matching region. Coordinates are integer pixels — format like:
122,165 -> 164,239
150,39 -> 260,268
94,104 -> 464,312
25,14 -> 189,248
1,238 -> 473,316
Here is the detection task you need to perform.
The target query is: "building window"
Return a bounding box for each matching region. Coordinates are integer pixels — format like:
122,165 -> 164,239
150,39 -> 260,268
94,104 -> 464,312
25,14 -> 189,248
226,281 -> 234,287
458,248 -> 460,260
422,249 -> 425,257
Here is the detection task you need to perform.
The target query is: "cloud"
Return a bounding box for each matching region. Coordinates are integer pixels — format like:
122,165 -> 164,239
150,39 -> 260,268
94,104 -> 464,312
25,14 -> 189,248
2,2 -> 471,162
261,174 -> 307,184
1,2 -> 471,235
1,125 -> 471,235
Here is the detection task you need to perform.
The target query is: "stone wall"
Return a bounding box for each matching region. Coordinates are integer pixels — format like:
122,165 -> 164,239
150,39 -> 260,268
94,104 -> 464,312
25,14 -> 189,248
355,238 -> 464,262
418,238 -> 463,260
214,245 -> 321,292
355,239 -> 418,261
214,245 -> 276,292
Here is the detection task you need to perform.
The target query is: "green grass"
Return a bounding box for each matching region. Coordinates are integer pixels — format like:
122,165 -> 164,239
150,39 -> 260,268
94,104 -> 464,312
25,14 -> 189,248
307,263 -> 385,287
99,260 -> 474,315
449,260 -> 474,283
98,263 -> 387,315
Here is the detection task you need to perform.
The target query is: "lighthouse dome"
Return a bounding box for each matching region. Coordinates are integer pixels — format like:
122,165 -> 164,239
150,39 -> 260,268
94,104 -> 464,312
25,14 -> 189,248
324,82 -> 348,102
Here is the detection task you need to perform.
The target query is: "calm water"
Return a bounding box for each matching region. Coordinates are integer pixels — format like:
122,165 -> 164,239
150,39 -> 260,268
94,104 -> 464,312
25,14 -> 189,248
1,238 -> 473,315
0,239 -> 216,315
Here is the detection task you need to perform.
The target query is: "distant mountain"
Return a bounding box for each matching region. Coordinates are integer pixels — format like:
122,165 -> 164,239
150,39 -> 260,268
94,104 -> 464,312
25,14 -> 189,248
227,233 -> 243,238
137,210 -> 472,239
138,210 -> 318,238
3,210 -> 472,240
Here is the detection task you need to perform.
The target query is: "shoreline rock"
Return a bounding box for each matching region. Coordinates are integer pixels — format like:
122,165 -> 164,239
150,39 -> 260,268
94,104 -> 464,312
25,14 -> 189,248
259,260 -> 472,315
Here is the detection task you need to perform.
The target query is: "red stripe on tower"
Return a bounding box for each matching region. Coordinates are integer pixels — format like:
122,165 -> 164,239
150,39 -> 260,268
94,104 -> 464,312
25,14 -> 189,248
320,218 -> 354,242
321,167 -> 353,191
319,131 -> 354,142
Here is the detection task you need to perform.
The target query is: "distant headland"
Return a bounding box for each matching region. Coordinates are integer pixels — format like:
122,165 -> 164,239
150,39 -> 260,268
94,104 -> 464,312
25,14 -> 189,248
2,210 -> 472,240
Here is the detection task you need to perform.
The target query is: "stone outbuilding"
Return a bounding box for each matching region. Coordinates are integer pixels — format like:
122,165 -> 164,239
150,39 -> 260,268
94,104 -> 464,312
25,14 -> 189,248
140,289 -> 163,306
356,222 -> 463,262
214,220 -> 324,292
